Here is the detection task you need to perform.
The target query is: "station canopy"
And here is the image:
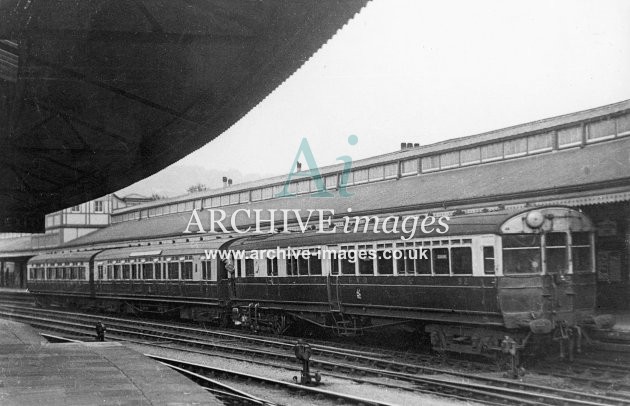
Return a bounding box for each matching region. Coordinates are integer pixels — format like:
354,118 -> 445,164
0,0 -> 368,232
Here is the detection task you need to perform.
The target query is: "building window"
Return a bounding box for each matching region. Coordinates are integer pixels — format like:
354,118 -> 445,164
325,175 -> 337,189
617,113 -> 630,137
353,169 -> 369,184
71,205 -> 81,212
440,151 -> 460,169
587,119 -> 616,142
297,180 -> 310,193
527,132 -> 553,154
262,187 -> 273,200
460,147 -> 481,165
368,165 -> 384,181
383,163 -> 398,179
504,138 -> 527,158
402,158 -> 419,175
558,126 -> 582,148
421,156 -> 439,172
481,143 -> 503,162
94,201 -> 104,212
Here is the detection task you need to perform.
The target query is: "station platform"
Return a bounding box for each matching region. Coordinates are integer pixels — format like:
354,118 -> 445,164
0,319 -> 218,405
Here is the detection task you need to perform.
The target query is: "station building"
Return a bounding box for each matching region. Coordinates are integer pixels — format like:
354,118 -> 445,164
1,100 -> 629,309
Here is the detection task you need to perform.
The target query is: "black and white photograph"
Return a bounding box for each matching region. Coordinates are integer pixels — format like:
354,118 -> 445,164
0,1 -> 629,405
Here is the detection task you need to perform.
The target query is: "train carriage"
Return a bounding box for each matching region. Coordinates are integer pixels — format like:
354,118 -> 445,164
27,250 -> 99,306
226,207 -> 610,357
26,206 -> 613,360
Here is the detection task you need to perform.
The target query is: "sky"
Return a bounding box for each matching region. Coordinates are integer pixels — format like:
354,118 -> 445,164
122,0 -> 630,196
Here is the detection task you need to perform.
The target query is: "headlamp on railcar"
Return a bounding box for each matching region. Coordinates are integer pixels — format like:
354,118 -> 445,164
525,211 -> 544,229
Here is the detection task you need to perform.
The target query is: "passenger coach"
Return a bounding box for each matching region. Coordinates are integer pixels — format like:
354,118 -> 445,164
27,207 -> 612,360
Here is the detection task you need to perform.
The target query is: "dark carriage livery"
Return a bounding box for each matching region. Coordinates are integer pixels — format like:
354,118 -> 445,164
27,206 -> 613,359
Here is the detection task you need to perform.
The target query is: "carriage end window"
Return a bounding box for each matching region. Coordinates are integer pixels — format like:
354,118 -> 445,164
545,233 -> 567,274
503,234 -> 541,274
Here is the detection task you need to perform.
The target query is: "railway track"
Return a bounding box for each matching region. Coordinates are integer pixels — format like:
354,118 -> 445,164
1,304 -> 629,405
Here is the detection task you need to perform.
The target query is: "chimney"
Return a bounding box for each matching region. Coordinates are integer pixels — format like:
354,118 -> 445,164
406,142 -> 413,149
400,142 -> 406,150
297,162 -> 302,172
228,178 -> 233,186
413,143 -> 420,148
222,176 -> 227,188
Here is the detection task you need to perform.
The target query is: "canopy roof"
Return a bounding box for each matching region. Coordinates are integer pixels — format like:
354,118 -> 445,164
0,0 -> 368,232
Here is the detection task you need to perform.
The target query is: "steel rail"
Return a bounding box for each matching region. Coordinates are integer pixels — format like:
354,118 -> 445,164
1,308 -> 628,406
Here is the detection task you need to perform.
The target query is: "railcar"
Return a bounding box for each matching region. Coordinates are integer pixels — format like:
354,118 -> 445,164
26,207 -> 613,360
226,206 -> 612,359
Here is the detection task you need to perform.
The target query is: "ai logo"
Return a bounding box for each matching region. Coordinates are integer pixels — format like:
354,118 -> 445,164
275,135 -> 358,198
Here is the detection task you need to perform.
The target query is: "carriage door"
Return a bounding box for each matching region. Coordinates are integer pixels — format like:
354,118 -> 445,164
326,256 -> 342,312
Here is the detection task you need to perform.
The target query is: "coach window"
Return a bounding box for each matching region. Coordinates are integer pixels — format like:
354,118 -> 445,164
168,262 -> 180,279
65,267 -> 72,279
483,247 -> 495,275
572,232 -> 593,273
545,233 -> 567,274
97,265 -> 104,280
245,259 -> 254,277
376,244 -> 393,275
122,264 -> 130,279
358,246 -> 374,275
395,249 -> 413,275
286,257 -> 298,276
338,246 -> 355,275
309,251 -> 322,275
107,265 -> 113,279
415,248 -> 432,274
154,262 -> 162,280
131,263 -> 138,279
330,257 -> 340,275
142,263 -> 153,279
267,258 -> 279,276
502,234 -> 541,274
298,256 -> 309,276
202,261 -> 209,280
182,261 -> 193,280
433,248 -> 450,275
451,247 -> 472,275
